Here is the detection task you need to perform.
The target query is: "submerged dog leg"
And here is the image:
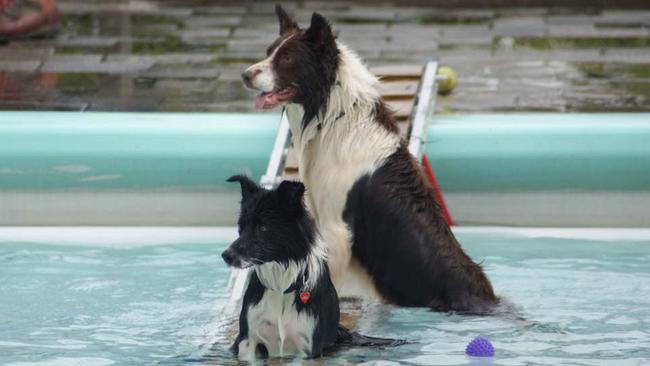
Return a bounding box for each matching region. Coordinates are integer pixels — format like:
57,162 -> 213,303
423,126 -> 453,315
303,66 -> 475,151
278,313 -> 285,356
335,325 -> 407,348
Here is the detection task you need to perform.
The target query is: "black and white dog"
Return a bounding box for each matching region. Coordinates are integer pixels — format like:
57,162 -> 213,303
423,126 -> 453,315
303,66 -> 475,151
241,6 -> 498,314
222,175 -> 402,359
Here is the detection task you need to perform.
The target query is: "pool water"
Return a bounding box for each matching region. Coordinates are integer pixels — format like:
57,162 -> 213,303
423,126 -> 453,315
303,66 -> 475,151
1,230 -> 649,366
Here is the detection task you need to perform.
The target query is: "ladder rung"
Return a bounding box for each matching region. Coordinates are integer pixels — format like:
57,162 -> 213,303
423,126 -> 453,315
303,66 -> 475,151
378,81 -> 419,99
370,65 -> 423,79
386,99 -> 414,119
285,149 -> 299,169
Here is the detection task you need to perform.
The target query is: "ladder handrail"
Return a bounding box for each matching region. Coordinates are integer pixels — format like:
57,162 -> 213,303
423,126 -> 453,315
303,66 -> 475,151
260,110 -> 291,190
408,61 -> 438,159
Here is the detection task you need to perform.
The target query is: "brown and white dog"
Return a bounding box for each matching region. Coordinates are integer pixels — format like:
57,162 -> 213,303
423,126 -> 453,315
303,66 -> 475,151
242,5 -> 498,314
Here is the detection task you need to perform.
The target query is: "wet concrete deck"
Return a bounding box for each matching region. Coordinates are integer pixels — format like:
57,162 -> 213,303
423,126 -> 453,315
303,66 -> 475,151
0,1 -> 649,113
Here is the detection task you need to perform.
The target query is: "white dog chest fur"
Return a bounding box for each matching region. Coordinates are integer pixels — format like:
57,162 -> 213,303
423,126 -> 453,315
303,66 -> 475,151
238,290 -> 317,359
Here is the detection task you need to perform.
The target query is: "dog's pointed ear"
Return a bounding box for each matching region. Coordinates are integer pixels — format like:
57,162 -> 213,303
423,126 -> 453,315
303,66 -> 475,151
227,175 -> 260,201
275,4 -> 298,35
306,12 -> 334,46
277,180 -> 305,212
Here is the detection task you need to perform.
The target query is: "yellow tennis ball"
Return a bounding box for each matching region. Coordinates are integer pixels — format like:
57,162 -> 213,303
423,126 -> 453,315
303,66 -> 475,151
437,66 -> 457,94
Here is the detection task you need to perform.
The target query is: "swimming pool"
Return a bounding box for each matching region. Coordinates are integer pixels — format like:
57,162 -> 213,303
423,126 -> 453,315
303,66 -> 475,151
2,227 -> 649,366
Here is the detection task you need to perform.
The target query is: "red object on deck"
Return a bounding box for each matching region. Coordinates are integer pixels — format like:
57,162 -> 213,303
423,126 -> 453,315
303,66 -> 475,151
422,153 -> 454,226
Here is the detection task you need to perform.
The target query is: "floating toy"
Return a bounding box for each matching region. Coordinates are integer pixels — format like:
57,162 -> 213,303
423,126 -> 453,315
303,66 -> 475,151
436,66 -> 458,94
465,336 -> 494,357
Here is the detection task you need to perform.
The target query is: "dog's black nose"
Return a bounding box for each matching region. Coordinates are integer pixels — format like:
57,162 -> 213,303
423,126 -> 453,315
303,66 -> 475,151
222,249 -> 237,266
241,71 -> 251,84
241,71 -> 253,87
241,69 -> 260,88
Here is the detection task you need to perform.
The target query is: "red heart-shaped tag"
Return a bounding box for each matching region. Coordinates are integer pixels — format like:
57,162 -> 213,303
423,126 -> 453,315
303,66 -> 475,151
299,291 -> 310,304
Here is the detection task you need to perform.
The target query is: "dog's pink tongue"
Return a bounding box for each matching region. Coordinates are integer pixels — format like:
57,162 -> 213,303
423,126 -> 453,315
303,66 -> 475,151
254,93 -> 267,110
255,92 -> 277,110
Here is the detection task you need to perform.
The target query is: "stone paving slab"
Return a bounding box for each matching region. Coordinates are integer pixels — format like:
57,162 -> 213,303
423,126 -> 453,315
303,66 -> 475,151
302,1 -> 351,11
132,24 -> 179,34
439,34 -> 493,46
493,18 -> 547,37
41,54 -> 158,74
0,99 -> 90,111
226,38 -> 278,52
546,15 -> 599,25
57,1 -> 193,17
40,55 -> 104,72
0,61 -> 42,73
217,65 -> 250,82
178,29 -> 231,39
192,6 -> 247,16
439,25 -> 492,45
155,79 -> 215,94
231,28 -> 280,39
601,48 -> 650,63
139,66 -> 220,80
218,50 -> 264,61
86,96 -> 164,111
338,24 -> 390,33
184,16 -> 242,28
0,45 -> 55,61
548,25 -> 649,38
382,39 -> 439,52
190,100 -> 255,112
105,53 -> 218,65
598,10 -> 650,23
249,2 -> 300,14
55,36 -> 121,48
496,8 -> 549,16
546,24 -> 604,37
302,7 -> 397,22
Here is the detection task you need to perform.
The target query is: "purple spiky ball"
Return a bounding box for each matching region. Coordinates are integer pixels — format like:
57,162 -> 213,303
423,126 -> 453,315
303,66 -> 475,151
465,336 -> 494,357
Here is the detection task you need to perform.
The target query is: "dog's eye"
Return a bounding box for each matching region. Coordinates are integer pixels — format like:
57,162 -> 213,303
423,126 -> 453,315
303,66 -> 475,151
281,55 -> 292,64
258,225 -> 268,233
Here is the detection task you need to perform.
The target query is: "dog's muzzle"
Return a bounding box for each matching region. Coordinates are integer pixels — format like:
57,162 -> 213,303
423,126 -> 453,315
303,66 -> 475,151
221,248 -> 240,267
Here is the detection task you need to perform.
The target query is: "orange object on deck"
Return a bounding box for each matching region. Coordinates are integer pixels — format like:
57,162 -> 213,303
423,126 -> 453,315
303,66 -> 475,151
422,153 -> 454,226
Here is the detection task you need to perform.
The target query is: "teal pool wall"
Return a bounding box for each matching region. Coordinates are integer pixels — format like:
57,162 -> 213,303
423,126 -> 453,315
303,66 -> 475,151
0,112 -> 276,190
427,113 -> 650,192
1,112 -> 649,193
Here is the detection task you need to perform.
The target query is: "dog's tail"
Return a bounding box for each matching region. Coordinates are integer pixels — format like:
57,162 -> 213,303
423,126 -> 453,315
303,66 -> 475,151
336,325 -> 407,348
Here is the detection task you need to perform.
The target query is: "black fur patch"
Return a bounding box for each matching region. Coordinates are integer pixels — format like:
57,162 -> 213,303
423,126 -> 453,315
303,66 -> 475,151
343,144 -> 498,314
373,100 -> 399,134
